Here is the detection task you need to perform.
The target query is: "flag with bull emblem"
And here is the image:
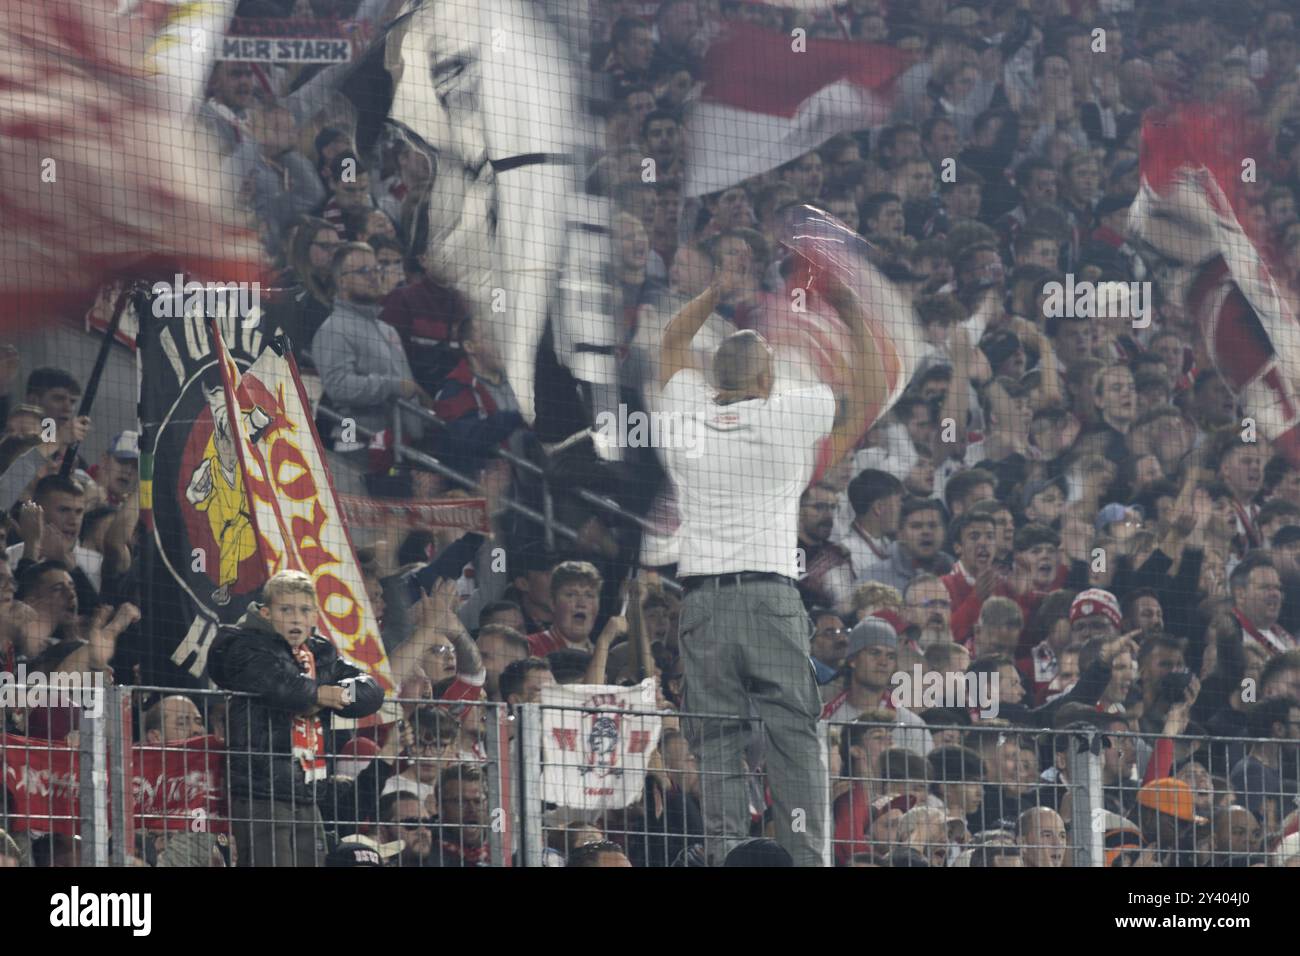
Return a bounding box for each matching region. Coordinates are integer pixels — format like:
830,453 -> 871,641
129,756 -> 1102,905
540,680 -> 662,811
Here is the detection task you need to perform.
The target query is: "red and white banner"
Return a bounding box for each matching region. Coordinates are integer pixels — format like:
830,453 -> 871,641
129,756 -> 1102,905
761,204 -> 924,482
1131,102 -> 1300,467
337,495 -> 491,533
684,21 -> 910,197
0,0 -> 263,330
212,328 -> 394,691
540,681 -> 662,811
1,734 -> 227,834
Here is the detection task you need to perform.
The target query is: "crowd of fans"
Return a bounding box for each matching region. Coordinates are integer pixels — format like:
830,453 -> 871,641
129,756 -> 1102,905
4,0 -> 1300,866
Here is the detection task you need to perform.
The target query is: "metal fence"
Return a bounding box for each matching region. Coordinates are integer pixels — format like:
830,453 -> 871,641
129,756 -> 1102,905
4,688 -> 1299,866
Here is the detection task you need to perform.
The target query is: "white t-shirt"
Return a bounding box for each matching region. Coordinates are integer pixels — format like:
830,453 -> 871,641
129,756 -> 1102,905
660,369 -> 836,577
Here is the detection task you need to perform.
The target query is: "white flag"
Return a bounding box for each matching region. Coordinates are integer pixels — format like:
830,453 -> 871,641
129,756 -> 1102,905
540,680 -> 663,811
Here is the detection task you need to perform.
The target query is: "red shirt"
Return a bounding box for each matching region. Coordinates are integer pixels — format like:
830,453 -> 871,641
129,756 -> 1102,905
526,629 -> 590,657
942,561 -> 1053,650
833,784 -> 873,866
378,275 -> 470,390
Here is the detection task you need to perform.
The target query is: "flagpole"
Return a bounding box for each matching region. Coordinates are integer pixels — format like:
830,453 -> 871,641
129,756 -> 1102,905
60,283 -> 141,478
135,285 -> 160,685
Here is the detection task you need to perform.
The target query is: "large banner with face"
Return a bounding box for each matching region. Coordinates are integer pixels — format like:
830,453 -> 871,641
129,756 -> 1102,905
211,325 -> 393,691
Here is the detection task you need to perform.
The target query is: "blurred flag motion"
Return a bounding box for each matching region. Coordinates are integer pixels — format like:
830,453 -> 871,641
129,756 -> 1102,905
1132,101 -> 1300,467
0,0 -> 260,329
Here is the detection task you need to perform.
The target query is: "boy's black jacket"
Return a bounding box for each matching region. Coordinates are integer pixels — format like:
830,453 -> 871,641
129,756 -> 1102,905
208,605 -> 384,801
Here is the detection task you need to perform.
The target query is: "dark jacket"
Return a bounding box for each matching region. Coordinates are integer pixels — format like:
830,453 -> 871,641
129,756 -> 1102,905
208,605 -> 384,801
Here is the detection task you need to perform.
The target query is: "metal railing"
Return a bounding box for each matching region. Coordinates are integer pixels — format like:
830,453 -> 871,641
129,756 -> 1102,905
317,397 -> 683,595
315,402 -> 580,545
10,687 -> 1299,866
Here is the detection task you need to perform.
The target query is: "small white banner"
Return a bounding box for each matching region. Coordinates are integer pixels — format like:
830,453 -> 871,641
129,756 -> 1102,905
540,680 -> 662,811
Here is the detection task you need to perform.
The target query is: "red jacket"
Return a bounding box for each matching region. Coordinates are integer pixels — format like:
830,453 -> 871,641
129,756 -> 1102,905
942,562 -> 1052,651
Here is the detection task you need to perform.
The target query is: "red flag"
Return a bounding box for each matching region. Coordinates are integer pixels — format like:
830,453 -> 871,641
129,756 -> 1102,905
758,205 -> 924,483
684,20 -> 911,197
1131,101 -> 1300,466
0,0 -> 263,328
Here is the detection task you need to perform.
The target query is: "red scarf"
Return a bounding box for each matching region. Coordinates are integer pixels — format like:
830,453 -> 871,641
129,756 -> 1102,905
291,644 -> 327,782
1234,608 -> 1296,657
439,838 -> 490,866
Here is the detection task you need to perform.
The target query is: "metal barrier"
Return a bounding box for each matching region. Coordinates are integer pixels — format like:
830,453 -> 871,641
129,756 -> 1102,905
318,397 -> 684,596
2,687 -> 513,868
7,687 -> 1299,866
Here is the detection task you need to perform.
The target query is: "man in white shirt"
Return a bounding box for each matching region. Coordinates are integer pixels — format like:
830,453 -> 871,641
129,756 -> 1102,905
658,267 -> 892,866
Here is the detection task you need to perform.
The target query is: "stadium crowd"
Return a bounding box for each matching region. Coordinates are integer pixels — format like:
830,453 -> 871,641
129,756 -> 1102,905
5,0 -> 1300,867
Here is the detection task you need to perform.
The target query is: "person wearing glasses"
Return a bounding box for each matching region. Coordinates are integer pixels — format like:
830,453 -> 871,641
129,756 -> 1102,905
796,483 -> 855,614
808,608 -> 850,692
378,793 -> 436,867
312,241 -> 431,496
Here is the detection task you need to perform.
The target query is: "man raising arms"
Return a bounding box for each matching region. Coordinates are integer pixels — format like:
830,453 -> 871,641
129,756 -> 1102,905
657,263 -> 892,866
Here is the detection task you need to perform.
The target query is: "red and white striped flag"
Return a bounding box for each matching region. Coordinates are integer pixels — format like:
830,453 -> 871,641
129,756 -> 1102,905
761,204 -> 925,483
684,20 -> 911,198
0,0 -> 262,328
1130,101 -> 1300,466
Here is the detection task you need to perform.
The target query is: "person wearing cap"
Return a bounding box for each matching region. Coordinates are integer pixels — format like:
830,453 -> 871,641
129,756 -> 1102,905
1024,587 -> 1119,705
1068,587 -> 1122,644
1099,812 -> 1155,867
821,618 -> 899,723
1093,500 -> 1145,553
89,430 -> 139,507
1135,777 -> 1207,867
325,833 -> 404,868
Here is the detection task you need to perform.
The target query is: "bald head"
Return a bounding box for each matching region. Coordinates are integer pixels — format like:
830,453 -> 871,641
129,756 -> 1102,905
713,330 -> 773,395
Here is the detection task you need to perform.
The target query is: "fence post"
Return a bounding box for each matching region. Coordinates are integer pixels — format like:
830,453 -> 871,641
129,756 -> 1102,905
79,699 -> 109,867
517,703 -> 544,867
1065,729 -> 1105,868
483,704 -> 512,866
105,685 -> 132,867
